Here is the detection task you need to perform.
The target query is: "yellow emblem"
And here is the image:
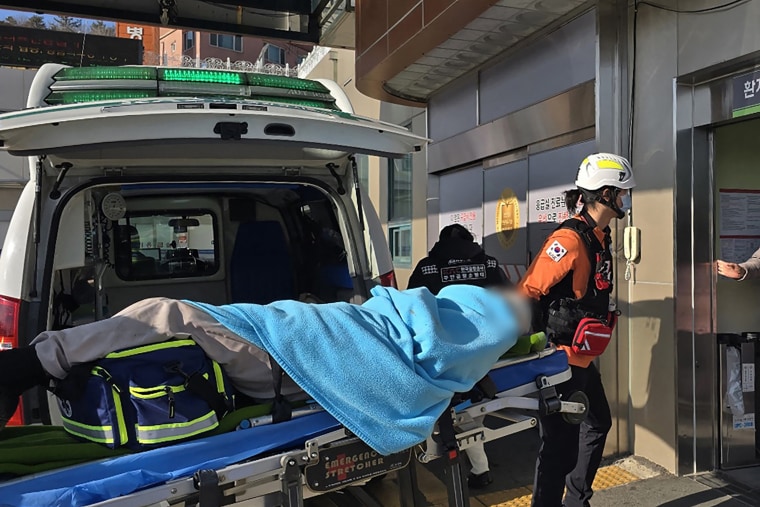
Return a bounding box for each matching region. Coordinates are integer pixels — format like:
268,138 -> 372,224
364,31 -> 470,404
495,188 -> 519,249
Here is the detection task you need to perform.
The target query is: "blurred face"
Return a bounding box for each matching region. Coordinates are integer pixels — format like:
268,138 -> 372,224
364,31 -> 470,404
495,287 -> 532,335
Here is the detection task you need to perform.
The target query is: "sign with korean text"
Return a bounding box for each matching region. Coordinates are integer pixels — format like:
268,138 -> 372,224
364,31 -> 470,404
732,70 -> 760,118
115,23 -> 160,56
0,25 -> 141,69
533,193 -> 572,224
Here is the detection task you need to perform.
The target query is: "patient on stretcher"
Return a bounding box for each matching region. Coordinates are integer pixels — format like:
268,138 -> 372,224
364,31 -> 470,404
0,285 -> 531,455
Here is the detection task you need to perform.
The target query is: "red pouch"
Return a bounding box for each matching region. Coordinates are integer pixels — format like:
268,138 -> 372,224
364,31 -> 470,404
571,313 -> 617,356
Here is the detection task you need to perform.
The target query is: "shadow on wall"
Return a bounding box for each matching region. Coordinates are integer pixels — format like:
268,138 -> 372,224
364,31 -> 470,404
625,296 -> 678,462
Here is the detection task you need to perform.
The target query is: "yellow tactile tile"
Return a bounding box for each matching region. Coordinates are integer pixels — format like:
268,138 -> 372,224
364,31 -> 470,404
488,465 -> 639,507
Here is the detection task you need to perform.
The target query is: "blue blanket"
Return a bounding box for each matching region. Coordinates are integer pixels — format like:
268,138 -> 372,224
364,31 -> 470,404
188,285 -> 519,455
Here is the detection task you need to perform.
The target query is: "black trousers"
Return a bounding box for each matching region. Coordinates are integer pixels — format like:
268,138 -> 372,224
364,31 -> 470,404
531,363 -> 612,507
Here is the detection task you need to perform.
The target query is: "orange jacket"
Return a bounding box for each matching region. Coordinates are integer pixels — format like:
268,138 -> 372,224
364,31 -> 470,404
517,220 -> 608,368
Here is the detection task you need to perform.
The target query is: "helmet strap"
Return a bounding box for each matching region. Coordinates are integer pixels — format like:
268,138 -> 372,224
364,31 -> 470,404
597,187 -> 624,219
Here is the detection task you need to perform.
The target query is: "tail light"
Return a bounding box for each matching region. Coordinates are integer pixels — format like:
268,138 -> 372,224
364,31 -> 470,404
379,270 -> 397,289
0,295 -> 22,426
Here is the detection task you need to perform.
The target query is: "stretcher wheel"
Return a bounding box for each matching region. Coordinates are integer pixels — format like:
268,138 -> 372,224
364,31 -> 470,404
562,391 -> 589,425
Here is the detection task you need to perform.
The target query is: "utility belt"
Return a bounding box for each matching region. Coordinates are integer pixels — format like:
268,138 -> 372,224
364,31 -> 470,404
545,298 -> 618,357
53,338 -> 236,450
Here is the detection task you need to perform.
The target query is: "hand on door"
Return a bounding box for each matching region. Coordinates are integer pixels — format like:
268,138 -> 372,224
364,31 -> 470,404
717,260 -> 746,280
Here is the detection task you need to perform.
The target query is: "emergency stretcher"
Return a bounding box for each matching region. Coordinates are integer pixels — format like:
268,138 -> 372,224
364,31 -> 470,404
0,346 -> 586,507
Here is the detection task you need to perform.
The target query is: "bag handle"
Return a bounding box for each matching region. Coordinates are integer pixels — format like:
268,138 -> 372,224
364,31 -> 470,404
168,363 -> 230,419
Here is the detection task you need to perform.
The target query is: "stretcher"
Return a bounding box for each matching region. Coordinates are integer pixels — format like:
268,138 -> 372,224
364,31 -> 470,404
0,346 -> 586,507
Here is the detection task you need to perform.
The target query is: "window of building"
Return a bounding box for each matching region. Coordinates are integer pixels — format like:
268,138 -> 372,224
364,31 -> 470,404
209,33 -> 243,52
170,41 -> 176,53
388,153 -> 413,267
114,211 -> 218,281
183,31 -> 194,51
266,44 -> 286,64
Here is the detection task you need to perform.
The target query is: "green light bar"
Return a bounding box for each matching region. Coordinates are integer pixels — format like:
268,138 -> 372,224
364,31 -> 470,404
251,96 -> 338,110
45,90 -> 157,105
158,68 -> 246,85
158,81 -> 249,97
249,86 -> 335,102
247,74 -> 329,93
54,67 -> 158,81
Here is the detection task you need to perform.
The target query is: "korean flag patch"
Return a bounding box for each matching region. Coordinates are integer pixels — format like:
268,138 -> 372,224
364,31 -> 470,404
546,240 -> 567,262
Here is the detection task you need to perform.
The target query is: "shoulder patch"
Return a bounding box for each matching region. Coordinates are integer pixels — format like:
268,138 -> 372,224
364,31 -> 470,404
546,240 -> 568,262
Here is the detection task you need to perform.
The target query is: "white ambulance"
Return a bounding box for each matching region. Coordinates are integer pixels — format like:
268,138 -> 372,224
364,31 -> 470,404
0,64 -> 425,425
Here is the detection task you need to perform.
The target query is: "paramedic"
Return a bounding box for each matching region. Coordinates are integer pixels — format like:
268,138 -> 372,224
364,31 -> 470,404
408,223 -> 510,489
518,153 -> 635,507
716,248 -> 760,280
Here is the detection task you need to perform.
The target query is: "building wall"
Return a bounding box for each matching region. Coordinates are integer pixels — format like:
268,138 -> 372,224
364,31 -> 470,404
355,0 -> 499,104
158,28 -> 309,67
424,11 -> 596,278
622,0 -> 760,476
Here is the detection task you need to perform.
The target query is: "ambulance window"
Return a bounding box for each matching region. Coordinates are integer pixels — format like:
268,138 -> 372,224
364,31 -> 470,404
113,211 -> 218,280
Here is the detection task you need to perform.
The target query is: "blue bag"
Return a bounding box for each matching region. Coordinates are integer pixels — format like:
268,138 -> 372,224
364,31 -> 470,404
54,338 -> 235,450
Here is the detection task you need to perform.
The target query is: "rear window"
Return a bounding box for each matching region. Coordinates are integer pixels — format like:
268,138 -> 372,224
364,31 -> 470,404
114,211 -> 218,280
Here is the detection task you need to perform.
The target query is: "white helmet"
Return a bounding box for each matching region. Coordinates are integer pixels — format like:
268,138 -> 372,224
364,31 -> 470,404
575,153 -> 635,191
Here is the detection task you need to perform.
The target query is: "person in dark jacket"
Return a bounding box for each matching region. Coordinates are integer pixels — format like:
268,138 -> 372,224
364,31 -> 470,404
407,223 -> 510,489
408,224 -> 509,294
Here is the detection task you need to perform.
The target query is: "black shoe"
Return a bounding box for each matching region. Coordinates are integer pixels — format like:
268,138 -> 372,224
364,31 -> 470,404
0,386 -> 20,431
467,471 -> 493,489
0,346 -> 47,430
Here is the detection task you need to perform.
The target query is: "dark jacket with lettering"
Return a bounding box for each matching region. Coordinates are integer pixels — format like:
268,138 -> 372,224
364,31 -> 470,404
407,237 -> 510,295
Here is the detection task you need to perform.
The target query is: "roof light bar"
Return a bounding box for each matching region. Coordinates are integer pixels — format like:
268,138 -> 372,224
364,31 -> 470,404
54,67 -> 158,81
247,74 -> 329,93
158,82 -> 249,97
251,96 -> 338,109
45,90 -> 157,105
46,66 -> 339,110
249,86 -> 335,103
158,68 -> 246,85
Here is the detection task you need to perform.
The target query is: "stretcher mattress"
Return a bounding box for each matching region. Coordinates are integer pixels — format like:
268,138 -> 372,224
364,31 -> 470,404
0,412 -> 341,507
490,350 -> 569,393
0,350 -> 570,507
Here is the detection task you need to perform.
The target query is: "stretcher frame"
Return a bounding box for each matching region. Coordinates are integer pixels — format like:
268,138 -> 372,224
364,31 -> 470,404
82,348 -> 586,507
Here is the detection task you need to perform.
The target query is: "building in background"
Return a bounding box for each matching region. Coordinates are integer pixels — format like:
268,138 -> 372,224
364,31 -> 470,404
115,23 -> 312,71
298,47 -> 425,288
115,23 -> 159,64
156,28 -> 310,71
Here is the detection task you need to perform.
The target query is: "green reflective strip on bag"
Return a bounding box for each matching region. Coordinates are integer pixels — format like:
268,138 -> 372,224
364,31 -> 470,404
112,387 -> 130,446
212,361 -> 225,394
61,417 -> 115,445
105,338 -> 197,359
130,384 -> 187,399
136,410 -> 219,444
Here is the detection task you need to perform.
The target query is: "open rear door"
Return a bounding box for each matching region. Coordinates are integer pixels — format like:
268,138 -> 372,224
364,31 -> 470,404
0,99 -> 427,173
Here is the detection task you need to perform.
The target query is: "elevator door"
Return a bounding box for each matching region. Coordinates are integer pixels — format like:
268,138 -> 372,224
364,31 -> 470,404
714,120 -> 760,468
